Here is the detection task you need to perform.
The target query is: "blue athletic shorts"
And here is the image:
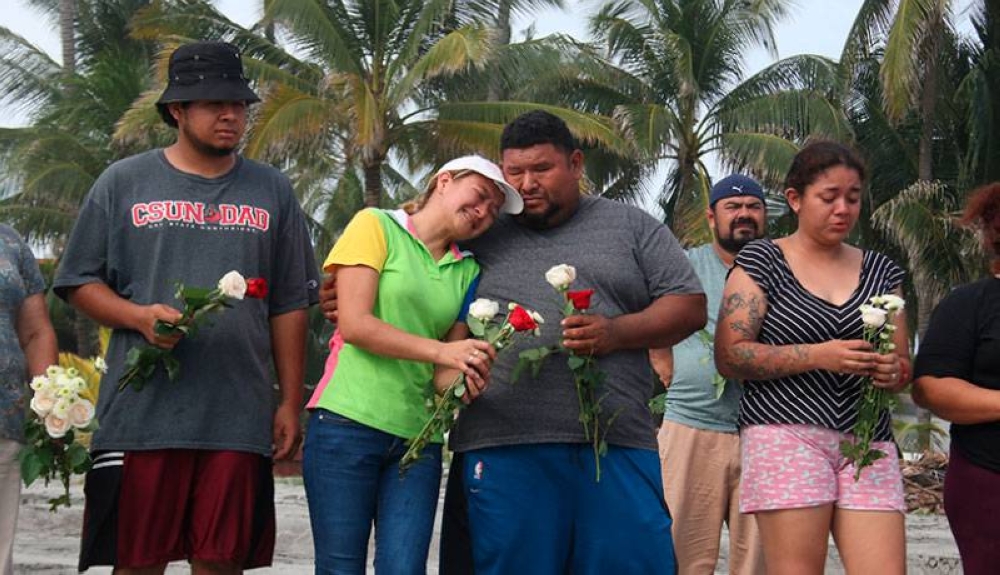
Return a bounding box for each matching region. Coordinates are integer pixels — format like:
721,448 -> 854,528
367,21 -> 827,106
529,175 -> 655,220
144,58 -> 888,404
462,443 -> 677,574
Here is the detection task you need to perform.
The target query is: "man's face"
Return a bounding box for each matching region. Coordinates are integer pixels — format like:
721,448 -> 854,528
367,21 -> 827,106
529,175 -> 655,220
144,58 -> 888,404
501,143 -> 584,229
708,196 -> 767,254
172,100 -> 248,157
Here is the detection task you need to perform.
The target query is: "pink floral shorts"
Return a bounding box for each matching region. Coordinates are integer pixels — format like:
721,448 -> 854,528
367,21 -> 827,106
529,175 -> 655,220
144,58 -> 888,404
740,424 -> 905,514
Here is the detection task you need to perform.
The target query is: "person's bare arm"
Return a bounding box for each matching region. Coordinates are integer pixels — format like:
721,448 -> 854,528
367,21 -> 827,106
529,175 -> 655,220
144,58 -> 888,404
270,309 -> 308,460
561,293 -> 706,356
433,323 -> 491,403
319,274 -> 337,323
912,375 -> 1000,424
649,347 -> 673,389
714,267 -> 878,380
66,283 -> 183,349
336,266 -> 493,379
17,293 -> 58,375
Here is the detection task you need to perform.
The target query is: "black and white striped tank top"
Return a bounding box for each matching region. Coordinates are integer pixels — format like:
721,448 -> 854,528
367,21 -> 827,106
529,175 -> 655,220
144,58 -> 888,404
734,239 -> 904,441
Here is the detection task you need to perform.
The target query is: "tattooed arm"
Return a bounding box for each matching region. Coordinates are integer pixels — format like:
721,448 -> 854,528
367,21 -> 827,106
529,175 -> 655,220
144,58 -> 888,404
714,267 -> 879,381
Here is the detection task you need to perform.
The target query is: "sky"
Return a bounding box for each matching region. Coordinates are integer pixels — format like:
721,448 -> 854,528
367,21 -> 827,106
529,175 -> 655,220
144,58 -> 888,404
0,0 -> 979,229
0,0 -> 874,127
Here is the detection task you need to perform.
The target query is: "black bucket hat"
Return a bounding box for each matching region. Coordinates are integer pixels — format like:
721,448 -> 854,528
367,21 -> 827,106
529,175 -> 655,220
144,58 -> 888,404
156,41 -> 260,126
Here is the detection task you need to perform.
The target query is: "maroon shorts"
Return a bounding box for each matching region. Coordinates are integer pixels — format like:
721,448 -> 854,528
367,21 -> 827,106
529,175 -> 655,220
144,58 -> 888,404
78,449 -> 275,570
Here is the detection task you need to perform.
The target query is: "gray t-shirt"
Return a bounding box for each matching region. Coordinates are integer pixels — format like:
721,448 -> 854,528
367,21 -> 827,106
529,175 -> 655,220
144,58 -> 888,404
663,244 -> 743,432
450,195 -> 703,452
53,150 -> 319,456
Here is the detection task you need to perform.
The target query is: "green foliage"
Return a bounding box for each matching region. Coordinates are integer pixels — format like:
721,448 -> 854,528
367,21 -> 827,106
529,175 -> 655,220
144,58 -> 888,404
20,420 -> 93,512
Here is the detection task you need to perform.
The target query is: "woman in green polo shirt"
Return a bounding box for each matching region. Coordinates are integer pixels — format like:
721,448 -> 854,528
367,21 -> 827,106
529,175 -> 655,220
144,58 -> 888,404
303,156 -> 523,574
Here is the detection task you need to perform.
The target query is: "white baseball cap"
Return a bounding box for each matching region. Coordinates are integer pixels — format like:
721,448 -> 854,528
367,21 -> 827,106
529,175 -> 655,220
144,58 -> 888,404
436,155 -> 523,215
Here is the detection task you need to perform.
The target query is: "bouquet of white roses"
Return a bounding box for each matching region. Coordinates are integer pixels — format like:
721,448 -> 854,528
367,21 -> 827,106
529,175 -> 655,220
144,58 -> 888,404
840,294 -> 906,479
400,299 -> 543,473
119,271 -> 268,391
20,363 -> 102,510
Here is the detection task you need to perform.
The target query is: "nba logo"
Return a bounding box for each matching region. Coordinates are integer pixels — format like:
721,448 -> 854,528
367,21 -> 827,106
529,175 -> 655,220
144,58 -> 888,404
473,460 -> 484,480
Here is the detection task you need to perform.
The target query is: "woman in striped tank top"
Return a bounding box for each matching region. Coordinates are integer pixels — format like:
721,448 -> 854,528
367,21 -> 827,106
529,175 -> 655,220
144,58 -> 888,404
714,141 -> 911,575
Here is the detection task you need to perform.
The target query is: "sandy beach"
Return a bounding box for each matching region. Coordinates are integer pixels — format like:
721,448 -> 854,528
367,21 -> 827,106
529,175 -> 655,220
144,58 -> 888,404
14,475 -> 963,574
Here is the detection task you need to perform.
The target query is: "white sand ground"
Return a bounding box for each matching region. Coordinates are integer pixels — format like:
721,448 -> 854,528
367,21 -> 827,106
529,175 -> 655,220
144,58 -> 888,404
14,476 -> 962,574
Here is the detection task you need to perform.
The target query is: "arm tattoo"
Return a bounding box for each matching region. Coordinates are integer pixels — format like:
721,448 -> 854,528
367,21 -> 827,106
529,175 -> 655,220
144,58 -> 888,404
720,291 -> 764,340
720,290 -> 811,380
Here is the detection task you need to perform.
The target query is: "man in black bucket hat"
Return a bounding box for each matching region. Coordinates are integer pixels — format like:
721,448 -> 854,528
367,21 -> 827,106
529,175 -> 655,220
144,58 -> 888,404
156,41 -> 260,128
54,41 -> 319,573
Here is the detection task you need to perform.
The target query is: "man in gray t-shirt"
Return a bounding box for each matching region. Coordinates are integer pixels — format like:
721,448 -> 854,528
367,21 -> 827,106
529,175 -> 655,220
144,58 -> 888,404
654,174 -> 768,574
447,111 -> 704,573
53,42 -> 318,573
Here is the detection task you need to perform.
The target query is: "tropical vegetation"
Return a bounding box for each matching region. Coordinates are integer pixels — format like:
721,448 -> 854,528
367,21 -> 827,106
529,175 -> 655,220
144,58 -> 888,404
1,1 -> 998,436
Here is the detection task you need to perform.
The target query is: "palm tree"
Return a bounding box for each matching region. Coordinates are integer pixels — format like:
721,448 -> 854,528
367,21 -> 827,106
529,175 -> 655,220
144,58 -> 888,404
0,0 -> 156,245
575,0 -> 796,245
124,0 -> 632,219
879,0 -> 955,181
0,0 -> 157,355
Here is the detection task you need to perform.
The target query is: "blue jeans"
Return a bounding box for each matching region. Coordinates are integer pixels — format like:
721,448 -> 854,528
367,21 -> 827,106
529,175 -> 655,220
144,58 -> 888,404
302,409 -> 442,575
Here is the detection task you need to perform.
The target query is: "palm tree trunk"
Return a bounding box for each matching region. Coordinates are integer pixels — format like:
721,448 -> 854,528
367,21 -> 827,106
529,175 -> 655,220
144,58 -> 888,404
59,0 -> 76,76
917,25 -> 939,182
913,18 -> 941,450
488,0 -> 512,101
363,160 -> 383,207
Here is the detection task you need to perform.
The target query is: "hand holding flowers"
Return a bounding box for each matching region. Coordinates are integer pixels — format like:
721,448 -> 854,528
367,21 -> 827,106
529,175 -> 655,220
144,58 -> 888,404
400,300 -> 543,472
840,294 -> 906,479
20,361 -> 103,511
518,264 -> 619,481
119,271 -> 267,391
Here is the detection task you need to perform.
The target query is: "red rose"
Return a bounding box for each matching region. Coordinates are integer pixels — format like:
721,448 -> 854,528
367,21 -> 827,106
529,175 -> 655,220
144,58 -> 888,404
566,289 -> 594,310
245,278 -> 268,299
508,306 -> 538,331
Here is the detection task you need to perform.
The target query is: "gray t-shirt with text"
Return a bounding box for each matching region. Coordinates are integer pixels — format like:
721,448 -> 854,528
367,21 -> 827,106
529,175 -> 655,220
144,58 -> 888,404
450,195 -> 703,452
54,150 -> 319,456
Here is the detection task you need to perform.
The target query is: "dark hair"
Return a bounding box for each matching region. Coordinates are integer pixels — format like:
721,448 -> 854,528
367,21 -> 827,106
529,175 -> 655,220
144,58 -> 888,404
500,110 -> 577,154
156,101 -> 191,129
784,140 -> 867,194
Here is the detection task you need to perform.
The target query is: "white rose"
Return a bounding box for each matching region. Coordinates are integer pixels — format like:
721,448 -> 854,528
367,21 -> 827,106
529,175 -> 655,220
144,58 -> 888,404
859,305 -> 887,329
544,264 -> 576,290
217,270 -> 248,300
468,299 -> 500,322
67,399 -> 96,429
30,390 -> 56,417
29,375 -> 50,392
93,357 -> 108,374
44,413 -> 71,439
54,373 -> 74,391
70,376 -> 87,393
52,397 -> 73,419
881,294 -> 905,312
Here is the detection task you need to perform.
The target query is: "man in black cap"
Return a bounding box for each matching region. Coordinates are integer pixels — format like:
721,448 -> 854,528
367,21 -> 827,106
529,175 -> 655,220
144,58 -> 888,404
54,41 -> 318,573
652,173 -> 768,574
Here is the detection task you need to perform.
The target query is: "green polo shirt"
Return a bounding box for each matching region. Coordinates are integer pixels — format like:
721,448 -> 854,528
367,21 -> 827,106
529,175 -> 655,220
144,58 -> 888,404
308,209 -> 480,440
